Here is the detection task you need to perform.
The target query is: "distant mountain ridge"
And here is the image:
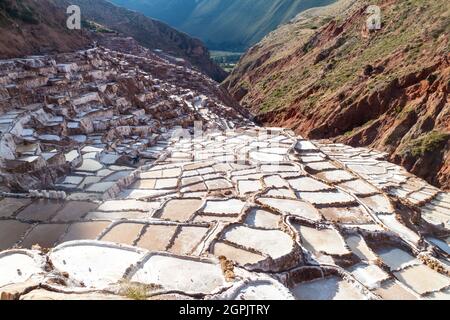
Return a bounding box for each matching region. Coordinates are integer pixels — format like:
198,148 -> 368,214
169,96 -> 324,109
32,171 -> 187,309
110,0 -> 335,51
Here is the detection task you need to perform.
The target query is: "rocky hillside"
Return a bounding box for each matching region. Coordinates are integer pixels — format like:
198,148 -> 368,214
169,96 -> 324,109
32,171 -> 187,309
62,0 -> 227,82
224,0 -> 450,190
0,0 -> 225,82
0,0 -> 90,58
110,0 -> 335,51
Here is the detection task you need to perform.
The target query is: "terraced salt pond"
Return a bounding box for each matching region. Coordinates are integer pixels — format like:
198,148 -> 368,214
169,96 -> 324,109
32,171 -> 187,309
292,276 -> 367,300
295,225 -> 350,256
376,247 -> 420,271
0,82 -> 449,301
244,208 -> 280,229
50,242 -> 145,288
157,198 -> 203,221
345,234 -> 378,262
202,199 -> 246,216
427,237 -> 450,255
373,279 -> 418,300
0,251 -> 44,288
349,264 -> 389,289
130,254 -> 226,294
394,265 -> 450,295
257,198 -> 321,221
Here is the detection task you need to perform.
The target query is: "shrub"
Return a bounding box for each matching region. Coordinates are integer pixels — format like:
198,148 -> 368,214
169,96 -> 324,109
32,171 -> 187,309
403,131 -> 450,157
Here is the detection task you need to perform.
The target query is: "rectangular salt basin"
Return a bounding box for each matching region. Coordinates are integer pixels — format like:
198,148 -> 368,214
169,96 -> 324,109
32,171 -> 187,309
377,215 -> 421,244
222,225 -> 294,260
427,237 -> 450,255
261,164 -> 298,172
263,188 -> 296,199
213,241 -> 265,265
295,140 -> 318,152
305,161 -> 337,171
202,199 -> 246,215
288,176 -> 331,192
263,175 -> 289,188
349,264 -> 390,289
338,179 -> 379,195
345,234 -> 377,261
359,194 -> 395,214
319,205 -> 372,224
249,151 -> 285,162
376,247 -> 420,271
394,265 -> 450,295
296,225 -> 350,256
168,226 -> 209,255
316,170 -> 355,183
257,198 -> 321,221
245,208 -> 280,229
374,279 -> 418,300
159,199 -> 203,221
292,276 -> 367,300
297,191 -> 355,205
0,220 -> 32,250
238,180 -> 262,195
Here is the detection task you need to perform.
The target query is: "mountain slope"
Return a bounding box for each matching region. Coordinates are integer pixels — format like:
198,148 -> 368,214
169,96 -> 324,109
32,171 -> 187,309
0,0 -> 225,81
224,0 -> 450,190
110,0 -> 335,51
0,0 -> 90,58
58,0 -> 227,81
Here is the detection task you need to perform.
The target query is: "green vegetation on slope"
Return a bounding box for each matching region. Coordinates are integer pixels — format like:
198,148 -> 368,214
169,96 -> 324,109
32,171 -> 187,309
402,131 -> 450,157
82,20 -> 115,34
227,0 -> 449,113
